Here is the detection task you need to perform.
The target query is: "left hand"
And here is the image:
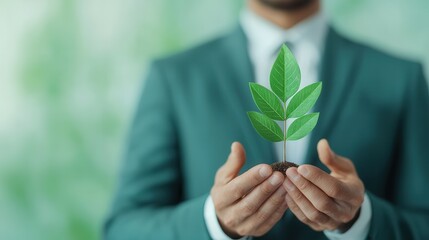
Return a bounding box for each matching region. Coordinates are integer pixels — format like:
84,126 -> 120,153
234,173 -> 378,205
283,139 -> 365,232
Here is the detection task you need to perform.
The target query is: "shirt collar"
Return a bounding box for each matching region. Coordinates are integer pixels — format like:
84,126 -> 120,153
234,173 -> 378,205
240,7 -> 328,60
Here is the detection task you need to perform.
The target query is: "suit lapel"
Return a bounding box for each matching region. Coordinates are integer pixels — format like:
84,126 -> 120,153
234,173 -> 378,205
306,27 -> 363,167
221,26 -> 276,167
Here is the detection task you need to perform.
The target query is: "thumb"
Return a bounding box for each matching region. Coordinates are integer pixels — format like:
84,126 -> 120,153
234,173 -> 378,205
215,142 -> 246,184
317,139 -> 355,175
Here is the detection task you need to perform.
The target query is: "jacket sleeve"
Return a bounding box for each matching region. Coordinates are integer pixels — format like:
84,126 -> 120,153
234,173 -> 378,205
103,61 -> 211,240
366,64 -> 429,240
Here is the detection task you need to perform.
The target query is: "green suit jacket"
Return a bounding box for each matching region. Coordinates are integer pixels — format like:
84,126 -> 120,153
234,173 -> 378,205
104,26 -> 429,240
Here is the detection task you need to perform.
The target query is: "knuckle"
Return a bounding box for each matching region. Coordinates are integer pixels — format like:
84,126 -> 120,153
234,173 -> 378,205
270,193 -> 285,206
352,194 -> 364,207
222,216 -> 233,227
316,198 -> 332,213
233,191 -> 243,201
341,211 -> 354,223
236,226 -> 250,236
292,190 -> 304,202
255,210 -> 270,222
286,197 -> 300,213
311,225 -> 324,232
249,170 -> 264,184
337,210 -> 351,223
251,173 -> 261,183
328,185 -> 341,198
223,214 -> 238,228
269,208 -> 285,224
285,197 -> 296,210
301,216 -> 311,225
230,184 -> 245,199
308,210 -> 320,222
229,184 -> 239,194
252,165 -> 265,181
236,229 -> 245,236
256,202 -> 284,223
260,182 -> 275,196
296,178 -> 310,190
240,200 -> 257,215
309,211 -> 327,224
304,171 -> 317,183
339,215 -> 350,223
325,222 -> 338,231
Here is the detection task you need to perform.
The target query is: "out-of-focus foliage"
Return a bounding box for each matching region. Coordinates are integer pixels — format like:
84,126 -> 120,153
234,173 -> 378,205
0,0 -> 427,239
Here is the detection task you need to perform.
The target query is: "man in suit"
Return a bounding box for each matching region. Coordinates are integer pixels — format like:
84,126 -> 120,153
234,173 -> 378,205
104,0 -> 429,239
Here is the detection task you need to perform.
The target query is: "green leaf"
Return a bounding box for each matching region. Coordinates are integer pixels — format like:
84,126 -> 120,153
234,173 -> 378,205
287,113 -> 319,140
247,112 -> 283,142
270,44 -> 301,102
249,83 -> 285,120
286,82 -> 322,119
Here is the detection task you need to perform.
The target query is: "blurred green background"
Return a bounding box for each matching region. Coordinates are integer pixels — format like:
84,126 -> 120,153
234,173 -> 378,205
1,0 -> 428,239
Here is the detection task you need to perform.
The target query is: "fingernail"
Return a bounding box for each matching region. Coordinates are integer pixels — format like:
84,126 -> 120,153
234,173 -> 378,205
287,168 -> 299,181
298,166 -> 308,177
269,174 -> 281,186
259,166 -> 271,178
284,179 -> 294,190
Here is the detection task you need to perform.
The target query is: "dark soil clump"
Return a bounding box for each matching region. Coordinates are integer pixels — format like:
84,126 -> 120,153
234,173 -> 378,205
271,162 -> 299,176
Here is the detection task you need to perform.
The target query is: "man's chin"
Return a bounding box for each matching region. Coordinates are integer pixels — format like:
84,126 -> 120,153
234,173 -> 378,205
258,0 -> 316,11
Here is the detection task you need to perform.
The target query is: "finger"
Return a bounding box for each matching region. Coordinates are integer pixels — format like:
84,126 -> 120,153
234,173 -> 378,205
317,139 -> 355,175
285,194 -> 324,232
297,164 -> 352,201
286,167 -> 340,219
239,172 -> 286,220
235,172 -> 284,220
283,177 -> 338,229
251,187 -> 288,236
253,201 -> 288,236
215,142 -> 246,185
222,163 -> 273,205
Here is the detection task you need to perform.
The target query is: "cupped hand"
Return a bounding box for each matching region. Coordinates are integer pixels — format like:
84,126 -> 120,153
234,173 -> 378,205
211,142 -> 289,237
283,139 -> 365,232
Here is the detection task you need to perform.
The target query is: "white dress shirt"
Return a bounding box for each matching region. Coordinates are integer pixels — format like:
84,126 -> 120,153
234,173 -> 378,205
204,8 -> 371,240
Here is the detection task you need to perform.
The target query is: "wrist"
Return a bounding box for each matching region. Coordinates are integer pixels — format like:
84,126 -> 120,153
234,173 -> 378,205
337,207 -> 361,233
205,195 -> 249,240
218,218 -> 242,239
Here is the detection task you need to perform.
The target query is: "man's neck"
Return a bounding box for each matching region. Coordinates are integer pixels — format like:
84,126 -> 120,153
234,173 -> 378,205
248,0 -> 320,29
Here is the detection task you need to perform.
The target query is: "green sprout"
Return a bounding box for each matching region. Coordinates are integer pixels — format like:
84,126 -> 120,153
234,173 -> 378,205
247,44 -> 322,163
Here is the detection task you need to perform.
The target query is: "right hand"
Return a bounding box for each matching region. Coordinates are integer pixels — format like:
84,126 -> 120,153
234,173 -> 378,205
210,142 -> 288,238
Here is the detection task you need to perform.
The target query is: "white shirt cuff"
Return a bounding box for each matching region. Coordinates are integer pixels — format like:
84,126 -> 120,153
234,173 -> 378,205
324,193 -> 372,240
204,195 -> 250,240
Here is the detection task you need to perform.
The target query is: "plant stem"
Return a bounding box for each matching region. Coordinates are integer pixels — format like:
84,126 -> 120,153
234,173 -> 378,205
283,103 -> 287,163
